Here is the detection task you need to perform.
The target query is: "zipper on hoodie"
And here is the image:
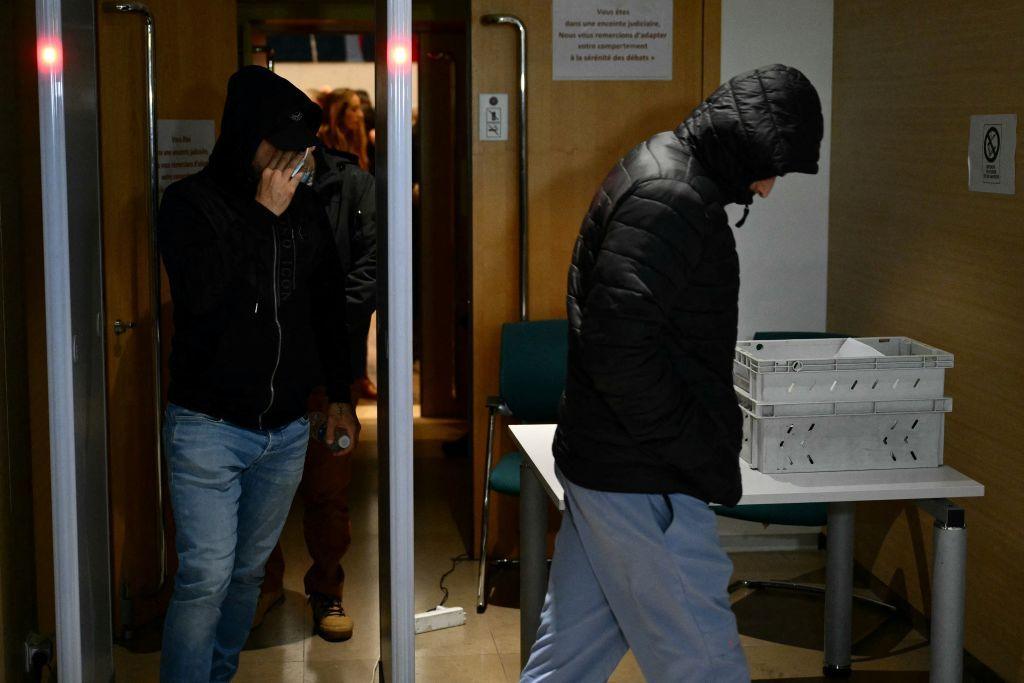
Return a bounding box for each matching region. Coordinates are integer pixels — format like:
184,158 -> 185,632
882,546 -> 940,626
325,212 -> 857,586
259,224 -> 283,430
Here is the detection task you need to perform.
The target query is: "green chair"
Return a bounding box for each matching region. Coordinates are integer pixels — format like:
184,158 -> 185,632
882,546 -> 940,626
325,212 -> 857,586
719,331 -> 894,612
476,319 -> 568,613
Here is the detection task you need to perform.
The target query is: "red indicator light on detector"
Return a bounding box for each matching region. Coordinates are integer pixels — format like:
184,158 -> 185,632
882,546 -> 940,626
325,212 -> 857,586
390,44 -> 410,67
38,40 -> 62,72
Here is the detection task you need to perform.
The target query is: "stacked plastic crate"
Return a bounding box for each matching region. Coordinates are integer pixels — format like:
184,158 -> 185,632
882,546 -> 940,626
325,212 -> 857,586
733,337 -> 954,473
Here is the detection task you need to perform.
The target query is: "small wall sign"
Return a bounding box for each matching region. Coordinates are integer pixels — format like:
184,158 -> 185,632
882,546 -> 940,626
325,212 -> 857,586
968,114 -> 1016,195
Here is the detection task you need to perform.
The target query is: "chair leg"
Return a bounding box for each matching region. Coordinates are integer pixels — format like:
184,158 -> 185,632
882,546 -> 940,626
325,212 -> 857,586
729,579 -> 897,613
476,409 -> 498,614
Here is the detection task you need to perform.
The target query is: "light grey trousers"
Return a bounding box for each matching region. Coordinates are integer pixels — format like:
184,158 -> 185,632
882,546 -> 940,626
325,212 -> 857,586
521,469 -> 750,682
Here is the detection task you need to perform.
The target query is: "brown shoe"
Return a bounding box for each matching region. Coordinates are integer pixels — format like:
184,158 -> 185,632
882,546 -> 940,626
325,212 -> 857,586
251,589 -> 284,629
310,593 -> 354,642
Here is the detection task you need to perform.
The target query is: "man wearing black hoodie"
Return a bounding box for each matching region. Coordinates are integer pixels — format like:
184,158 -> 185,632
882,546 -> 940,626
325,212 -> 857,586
521,65 -> 824,681
157,66 -> 358,681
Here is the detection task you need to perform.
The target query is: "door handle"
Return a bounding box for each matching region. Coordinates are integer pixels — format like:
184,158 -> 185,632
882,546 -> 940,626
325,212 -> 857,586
481,14 -> 528,321
113,319 -> 138,335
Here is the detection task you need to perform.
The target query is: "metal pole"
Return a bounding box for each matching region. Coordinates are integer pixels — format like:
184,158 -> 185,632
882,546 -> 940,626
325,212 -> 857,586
376,0 -> 415,679
36,7 -> 82,677
36,0 -> 114,677
824,501 -> 854,678
519,460 -> 547,669
103,1 -> 166,594
929,517 -> 967,682
476,410 -> 498,612
480,15 -> 527,321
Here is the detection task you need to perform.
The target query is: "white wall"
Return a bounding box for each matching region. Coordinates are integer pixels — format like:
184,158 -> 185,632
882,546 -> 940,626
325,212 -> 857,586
275,62 -> 420,110
721,0 -> 834,340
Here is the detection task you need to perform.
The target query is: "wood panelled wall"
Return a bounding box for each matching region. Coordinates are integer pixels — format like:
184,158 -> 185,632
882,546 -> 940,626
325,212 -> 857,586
470,0 -> 720,555
829,3 -> 1024,679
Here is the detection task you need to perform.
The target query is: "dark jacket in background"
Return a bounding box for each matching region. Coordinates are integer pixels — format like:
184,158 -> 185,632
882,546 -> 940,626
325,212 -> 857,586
313,148 -> 376,328
555,64 -> 824,506
158,66 -> 352,431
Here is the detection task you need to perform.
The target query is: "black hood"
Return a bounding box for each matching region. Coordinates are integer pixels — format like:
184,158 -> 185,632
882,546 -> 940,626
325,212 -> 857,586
677,64 -> 823,205
208,66 -> 322,191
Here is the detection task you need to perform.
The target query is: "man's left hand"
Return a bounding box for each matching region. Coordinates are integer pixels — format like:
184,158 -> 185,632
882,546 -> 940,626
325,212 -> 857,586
326,402 -> 360,456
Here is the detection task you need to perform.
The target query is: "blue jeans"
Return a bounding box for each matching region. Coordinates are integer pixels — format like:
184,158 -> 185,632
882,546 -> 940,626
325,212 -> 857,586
160,404 -> 308,682
521,469 -> 750,682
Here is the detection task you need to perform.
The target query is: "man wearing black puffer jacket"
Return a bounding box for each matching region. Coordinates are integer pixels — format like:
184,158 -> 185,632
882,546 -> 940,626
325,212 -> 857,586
157,66 -> 358,681
522,65 -> 824,682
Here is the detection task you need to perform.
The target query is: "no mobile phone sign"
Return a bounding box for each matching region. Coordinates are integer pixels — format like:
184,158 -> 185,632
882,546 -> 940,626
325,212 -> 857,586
968,114 -> 1016,195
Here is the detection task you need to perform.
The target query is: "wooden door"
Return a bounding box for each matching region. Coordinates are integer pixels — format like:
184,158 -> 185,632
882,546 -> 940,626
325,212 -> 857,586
96,0 -> 238,637
97,5 -> 166,636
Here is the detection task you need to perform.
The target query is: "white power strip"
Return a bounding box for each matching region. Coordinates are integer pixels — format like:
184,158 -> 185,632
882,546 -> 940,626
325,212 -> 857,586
414,606 -> 467,634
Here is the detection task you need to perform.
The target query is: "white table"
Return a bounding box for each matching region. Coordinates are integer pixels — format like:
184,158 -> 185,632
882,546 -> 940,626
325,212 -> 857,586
508,424 -> 984,682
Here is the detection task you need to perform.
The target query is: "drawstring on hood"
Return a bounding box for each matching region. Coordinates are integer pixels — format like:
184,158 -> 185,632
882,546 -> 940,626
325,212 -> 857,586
735,204 -> 751,228
676,64 -> 824,209
208,66 -> 322,193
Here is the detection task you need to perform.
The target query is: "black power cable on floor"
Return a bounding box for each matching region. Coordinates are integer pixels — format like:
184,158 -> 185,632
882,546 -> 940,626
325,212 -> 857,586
433,553 -> 471,609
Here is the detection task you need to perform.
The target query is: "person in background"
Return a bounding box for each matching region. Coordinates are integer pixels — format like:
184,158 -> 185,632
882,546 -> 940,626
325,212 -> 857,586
355,89 -> 376,175
254,141 -> 375,643
520,65 -> 824,682
318,88 -> 377,401
410,106 -> 422,362
315,89 -> 341,138
157,65 -> 359,682
319,88 -> 370,173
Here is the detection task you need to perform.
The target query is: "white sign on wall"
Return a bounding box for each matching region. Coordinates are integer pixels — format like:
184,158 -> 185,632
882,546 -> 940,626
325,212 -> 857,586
552,0 -> 673,81
158,119 -> 216,198
968,114 -> 1016,195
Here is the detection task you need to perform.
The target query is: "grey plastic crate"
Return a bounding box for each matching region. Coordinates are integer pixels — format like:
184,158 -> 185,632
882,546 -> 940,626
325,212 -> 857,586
734,337 -> 953,405
738,391 -> 951,474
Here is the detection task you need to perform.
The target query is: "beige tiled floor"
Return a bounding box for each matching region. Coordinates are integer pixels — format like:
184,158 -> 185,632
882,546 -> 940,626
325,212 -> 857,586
115,410 -> 933,682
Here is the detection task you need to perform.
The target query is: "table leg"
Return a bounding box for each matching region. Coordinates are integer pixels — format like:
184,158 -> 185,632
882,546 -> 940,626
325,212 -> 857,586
520,459 -> 548,669
824,501 -> 854,678
929,512 -> 967,683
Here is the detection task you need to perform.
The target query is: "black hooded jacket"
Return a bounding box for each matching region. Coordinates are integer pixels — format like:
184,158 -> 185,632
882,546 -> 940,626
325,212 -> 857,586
158,66 -> 351,431
555,65 -> 823,505
313,149 -> 376,328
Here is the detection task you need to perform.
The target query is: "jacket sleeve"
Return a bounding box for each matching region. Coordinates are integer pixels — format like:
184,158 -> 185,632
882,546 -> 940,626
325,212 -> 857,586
344,172 -> 377,325
157,184 -> 276,316
310,215 -> 354,405
579,178 -> 705,443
